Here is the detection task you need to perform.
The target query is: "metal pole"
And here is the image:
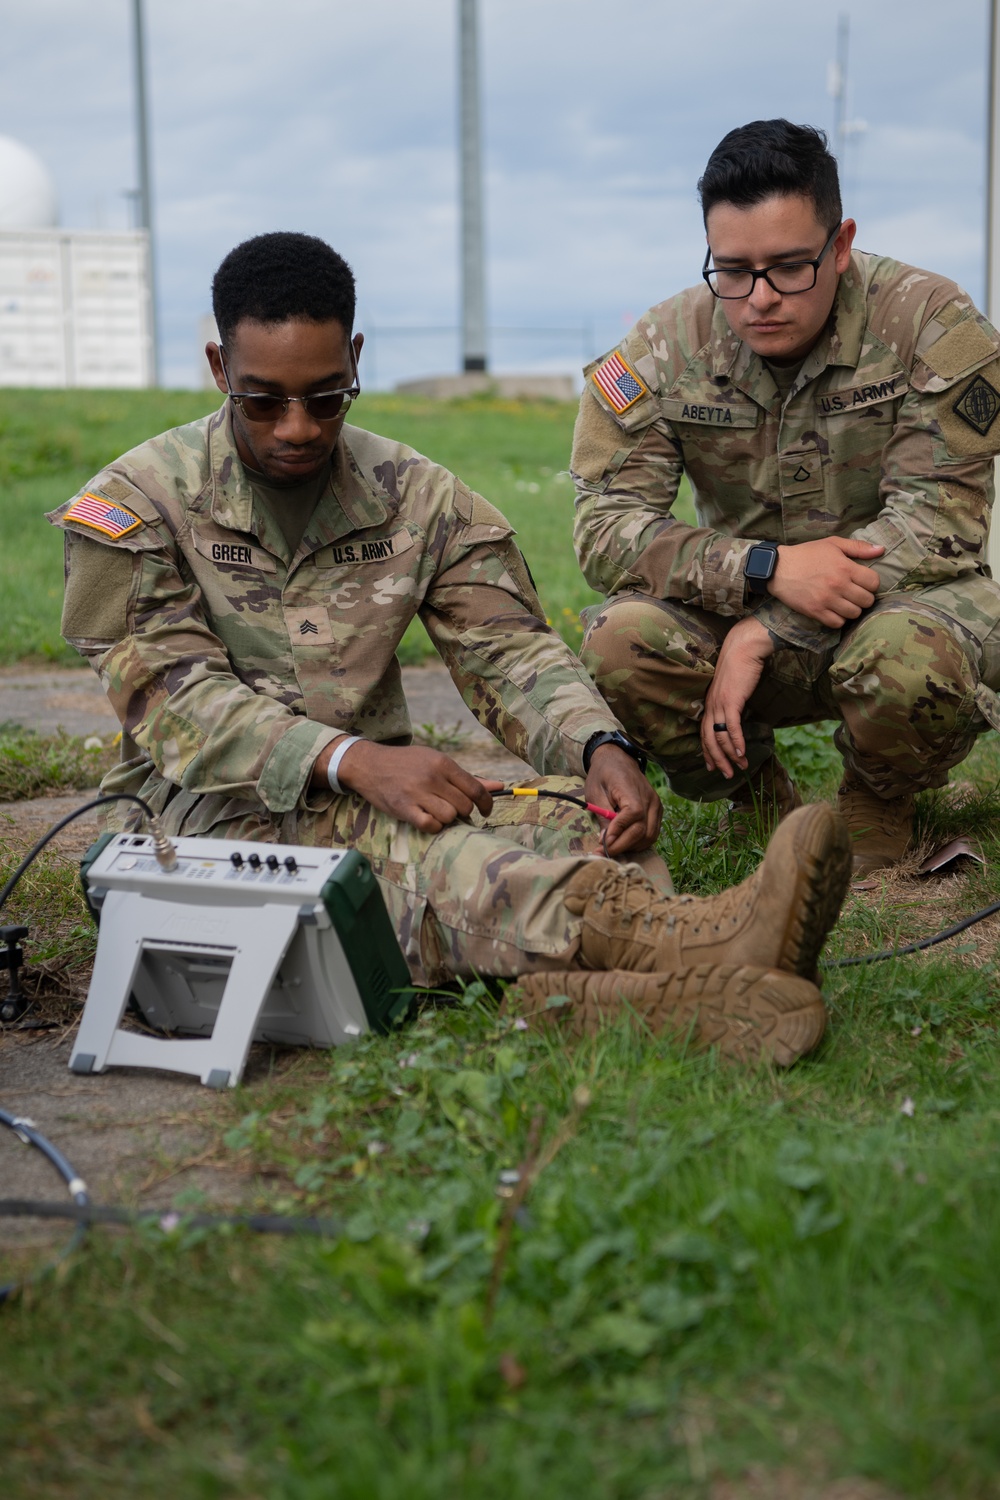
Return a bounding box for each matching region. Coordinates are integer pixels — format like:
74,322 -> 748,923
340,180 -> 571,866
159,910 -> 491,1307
987,0 -> 1000,575
459,0 -> 487,373
131,0 -> 159,385
831,14 -> 848,153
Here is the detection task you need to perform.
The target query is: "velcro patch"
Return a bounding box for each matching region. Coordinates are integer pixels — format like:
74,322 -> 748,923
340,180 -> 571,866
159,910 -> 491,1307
64,493 -> 143,540
952,374 -> 1000,437
591,352 -> 648,414
921,317 -> 999,381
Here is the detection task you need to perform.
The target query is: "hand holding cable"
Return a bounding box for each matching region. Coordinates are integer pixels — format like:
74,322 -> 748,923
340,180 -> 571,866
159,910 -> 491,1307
584,743 -> 662,855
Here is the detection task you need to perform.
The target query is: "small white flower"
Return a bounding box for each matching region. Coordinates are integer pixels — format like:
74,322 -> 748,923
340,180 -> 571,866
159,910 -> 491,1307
367,1140 -> 386,1156
513,1018 -> 528,1031
900,1096 -> 916,1117
83,736 -> 104,750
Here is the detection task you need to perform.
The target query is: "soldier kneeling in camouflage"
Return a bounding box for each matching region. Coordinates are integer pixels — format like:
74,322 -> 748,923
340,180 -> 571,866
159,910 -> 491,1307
574,119 -> 1000,875
50,231 -> 851,1065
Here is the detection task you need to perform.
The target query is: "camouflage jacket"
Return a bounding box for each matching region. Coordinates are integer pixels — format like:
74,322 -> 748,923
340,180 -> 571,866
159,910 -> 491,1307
572,251 -> 1000,657
49,406 -> 619,816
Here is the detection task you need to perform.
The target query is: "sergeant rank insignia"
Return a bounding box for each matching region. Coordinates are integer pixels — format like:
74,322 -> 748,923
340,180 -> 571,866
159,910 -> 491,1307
592,351 -> 648,414
64,492 -> 143,539
953,373 -> 1000,436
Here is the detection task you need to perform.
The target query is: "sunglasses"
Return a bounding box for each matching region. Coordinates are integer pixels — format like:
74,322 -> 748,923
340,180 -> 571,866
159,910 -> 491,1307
219,344 -> 361,423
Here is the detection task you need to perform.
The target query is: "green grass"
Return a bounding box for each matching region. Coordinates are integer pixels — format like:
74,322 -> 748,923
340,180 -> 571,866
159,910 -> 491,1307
3,390 -> 1000,1496
3,732 -> 1000,1496
0,387 -> 696,666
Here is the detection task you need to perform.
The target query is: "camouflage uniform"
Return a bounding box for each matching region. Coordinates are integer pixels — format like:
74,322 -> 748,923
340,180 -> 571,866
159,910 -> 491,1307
49,406 -> 667,987
573,252 -> 1000,800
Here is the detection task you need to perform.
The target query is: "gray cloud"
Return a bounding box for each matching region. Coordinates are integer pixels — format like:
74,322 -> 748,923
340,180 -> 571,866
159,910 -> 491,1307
0,0 -> 989,385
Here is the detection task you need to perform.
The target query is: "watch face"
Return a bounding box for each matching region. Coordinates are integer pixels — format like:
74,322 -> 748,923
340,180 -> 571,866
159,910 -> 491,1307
746,546 -> 777,581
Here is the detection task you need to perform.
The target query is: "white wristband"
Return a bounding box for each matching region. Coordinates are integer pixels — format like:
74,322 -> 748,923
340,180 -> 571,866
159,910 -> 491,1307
326,735 -> 364,795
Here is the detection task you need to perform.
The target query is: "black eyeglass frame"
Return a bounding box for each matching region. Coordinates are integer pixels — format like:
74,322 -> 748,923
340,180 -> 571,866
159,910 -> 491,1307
702,222 -> 842,300
218,344 -> 361,422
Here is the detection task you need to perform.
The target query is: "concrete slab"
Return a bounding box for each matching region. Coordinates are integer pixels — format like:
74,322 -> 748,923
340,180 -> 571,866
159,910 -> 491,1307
0,667 -> 117,739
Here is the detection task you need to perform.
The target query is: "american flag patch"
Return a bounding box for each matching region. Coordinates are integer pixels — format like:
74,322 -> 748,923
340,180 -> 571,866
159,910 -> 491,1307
64,492 -> 142,540
591,351 -> 648,414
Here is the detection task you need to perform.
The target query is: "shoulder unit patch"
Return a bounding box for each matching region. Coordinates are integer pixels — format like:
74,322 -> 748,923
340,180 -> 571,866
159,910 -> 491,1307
591,351 -> 648,414
64,492 -> 143,540
952,374 -> 1000,437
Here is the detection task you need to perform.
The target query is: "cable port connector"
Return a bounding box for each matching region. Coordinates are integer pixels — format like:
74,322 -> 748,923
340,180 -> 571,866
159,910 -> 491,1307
147,817 -> 178,873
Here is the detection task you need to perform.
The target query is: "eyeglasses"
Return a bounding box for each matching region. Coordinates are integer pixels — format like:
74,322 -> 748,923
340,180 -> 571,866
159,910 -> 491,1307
219,345 -> 361,423
702,223 -> 841,300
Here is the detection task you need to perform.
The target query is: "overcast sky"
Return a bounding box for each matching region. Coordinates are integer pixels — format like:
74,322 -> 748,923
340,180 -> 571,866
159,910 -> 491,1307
0,0 -> 990,387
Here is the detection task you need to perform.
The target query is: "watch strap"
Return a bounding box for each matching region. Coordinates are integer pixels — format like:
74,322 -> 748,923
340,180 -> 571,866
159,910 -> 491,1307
582,730 -> 648,775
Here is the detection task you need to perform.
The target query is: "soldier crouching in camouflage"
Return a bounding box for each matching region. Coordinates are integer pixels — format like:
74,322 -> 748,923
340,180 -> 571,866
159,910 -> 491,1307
49,231 -> 852,1065
574,119 -> 1000,875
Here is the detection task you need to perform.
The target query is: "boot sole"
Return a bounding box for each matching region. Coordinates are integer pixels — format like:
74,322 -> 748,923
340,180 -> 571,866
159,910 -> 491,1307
506,964 -> 826,1066
767,803 -> 852,981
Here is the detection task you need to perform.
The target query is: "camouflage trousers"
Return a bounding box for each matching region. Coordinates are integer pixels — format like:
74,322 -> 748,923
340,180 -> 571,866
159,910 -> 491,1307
103,772 -> 673,987
581,592 -> 997,802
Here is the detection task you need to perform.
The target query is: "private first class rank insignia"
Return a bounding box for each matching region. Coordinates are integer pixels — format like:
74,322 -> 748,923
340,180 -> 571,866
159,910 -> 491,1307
64,492 -> 143,539
591,351 -> 648,414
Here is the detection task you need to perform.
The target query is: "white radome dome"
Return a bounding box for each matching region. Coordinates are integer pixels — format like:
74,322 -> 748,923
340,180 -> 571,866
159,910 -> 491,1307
0,136 -> 58,230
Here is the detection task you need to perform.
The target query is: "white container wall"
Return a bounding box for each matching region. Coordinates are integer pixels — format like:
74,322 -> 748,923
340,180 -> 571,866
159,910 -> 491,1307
0,229 -> 153,388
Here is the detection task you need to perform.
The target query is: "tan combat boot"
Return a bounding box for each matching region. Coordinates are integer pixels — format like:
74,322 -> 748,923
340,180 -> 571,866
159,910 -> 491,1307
564,802 -> 850,981
724,755 -> 802,839
836,774 -> 915,876
505,965 -> 826,1066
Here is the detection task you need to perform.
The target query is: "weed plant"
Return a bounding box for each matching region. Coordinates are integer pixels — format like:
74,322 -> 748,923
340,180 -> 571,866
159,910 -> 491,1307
3,727 -> 1000,1496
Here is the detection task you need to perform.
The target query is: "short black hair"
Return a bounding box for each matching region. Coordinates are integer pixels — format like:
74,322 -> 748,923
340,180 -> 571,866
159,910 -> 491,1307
698,120 -> 842,231
212,232 -> 356,344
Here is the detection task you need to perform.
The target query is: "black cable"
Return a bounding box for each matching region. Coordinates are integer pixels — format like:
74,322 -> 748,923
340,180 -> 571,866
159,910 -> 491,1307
0,1107 -> 90,1304
0,1200 -> 340,1237
491,788 -> 593,811
0,792 -> 155,915
824,894 -> 1000,968
0,1109 -> 342,1305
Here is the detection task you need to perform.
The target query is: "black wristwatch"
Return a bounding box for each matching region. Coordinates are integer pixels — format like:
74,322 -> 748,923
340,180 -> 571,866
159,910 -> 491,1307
582,729 -> 648,775
744,541 -> 780,596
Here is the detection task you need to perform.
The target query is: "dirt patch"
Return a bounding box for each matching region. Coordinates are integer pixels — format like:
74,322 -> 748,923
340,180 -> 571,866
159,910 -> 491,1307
710,1469 -> 903,1500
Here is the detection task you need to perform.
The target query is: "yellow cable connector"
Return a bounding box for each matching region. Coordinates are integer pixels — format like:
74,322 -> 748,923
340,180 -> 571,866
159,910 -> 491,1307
510,787 -> 539,797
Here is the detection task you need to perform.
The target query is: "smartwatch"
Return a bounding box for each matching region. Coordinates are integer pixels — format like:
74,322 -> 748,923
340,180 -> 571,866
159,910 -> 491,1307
744,541 -> 780,596
582,729 -> 648,775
